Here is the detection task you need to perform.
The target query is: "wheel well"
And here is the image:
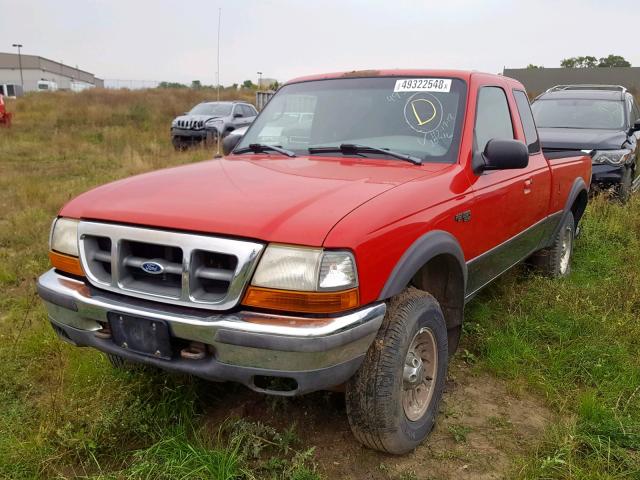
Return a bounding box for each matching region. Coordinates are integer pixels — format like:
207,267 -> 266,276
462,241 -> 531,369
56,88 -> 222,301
571,189 -> 588,224
410,254 -> 465,355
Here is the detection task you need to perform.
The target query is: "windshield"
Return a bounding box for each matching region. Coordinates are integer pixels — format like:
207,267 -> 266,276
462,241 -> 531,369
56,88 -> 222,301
189,103 -> 232,116
236,76 -> 467,163
532,99 -> 626,130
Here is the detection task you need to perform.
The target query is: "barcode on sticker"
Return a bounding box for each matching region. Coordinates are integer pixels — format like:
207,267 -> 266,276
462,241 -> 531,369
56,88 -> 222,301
394,78 -> 451,93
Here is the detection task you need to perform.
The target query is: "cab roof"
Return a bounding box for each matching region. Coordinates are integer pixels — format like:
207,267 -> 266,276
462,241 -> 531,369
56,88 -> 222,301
285,69 -> 508,85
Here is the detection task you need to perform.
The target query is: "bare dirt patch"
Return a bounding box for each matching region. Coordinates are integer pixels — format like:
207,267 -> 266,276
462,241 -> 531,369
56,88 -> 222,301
199,361 -> 553,480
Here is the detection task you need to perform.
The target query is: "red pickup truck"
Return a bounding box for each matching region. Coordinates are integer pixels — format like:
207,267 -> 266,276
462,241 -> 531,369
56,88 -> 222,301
37,70 -> 591,454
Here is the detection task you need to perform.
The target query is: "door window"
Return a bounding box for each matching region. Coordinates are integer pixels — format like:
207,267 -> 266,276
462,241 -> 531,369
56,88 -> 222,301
474,87 -> 514,152
241,105 -> 255,117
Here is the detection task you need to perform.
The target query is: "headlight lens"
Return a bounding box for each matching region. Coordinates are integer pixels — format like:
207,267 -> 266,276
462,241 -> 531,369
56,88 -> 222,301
205,118 -> 223,129
50,218 -> 79,256
251,244 -> 357,291
592,149 -> 632,165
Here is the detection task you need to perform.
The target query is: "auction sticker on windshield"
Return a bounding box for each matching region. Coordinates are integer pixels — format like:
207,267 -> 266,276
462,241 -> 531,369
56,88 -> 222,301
393,78 -> 451,93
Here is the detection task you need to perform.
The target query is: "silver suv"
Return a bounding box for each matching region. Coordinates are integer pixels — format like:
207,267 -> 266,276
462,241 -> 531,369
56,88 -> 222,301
171,101 -> 257,150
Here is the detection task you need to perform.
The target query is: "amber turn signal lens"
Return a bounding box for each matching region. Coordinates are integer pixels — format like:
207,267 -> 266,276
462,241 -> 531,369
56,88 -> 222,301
49,250 -> 84,277
242,287 -> 359,314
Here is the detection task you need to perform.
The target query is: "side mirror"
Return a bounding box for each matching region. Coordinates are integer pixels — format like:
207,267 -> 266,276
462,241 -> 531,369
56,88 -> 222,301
632,119 -> 640,132
222,133 -> 242,155
233,112 -> 243,118
473,139 -> 529,174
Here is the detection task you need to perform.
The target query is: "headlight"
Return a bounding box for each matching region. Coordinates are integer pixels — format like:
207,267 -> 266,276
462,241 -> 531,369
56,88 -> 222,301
205,118 -> 223,129
171,119 -> 178,127
592,149 -> 632,165
251,244 -> 358,292
50,218 -> 79,256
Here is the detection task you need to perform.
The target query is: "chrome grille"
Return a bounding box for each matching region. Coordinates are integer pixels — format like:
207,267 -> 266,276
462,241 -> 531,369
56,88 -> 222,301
78,222 -> 264,310
176,119 -> 204,130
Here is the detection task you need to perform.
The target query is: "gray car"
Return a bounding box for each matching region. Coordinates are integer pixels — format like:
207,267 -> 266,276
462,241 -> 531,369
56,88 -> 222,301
171,101 -> 258,150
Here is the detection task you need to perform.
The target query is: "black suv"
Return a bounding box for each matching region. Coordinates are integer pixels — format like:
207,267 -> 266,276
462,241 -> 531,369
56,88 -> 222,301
532,85 -> 640,202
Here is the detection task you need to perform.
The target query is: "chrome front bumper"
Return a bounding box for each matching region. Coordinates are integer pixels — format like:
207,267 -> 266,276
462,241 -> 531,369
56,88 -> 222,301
37,269 -> 386,395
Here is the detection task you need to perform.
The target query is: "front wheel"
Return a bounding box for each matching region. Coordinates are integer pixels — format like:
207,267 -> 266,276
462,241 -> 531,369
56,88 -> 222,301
617,166 -> 633,204
345,288 -> 448,454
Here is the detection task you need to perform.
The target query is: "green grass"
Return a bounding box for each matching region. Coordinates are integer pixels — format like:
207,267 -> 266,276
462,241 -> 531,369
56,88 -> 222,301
465,195 -> 640,478
1,89 -> 639,478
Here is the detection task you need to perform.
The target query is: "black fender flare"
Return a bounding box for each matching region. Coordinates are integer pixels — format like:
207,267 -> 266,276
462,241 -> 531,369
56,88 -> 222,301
378,230 -> 467,301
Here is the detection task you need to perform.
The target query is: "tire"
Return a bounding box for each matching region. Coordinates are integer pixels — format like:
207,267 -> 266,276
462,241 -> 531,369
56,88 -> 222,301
530,211 -> 575,278
172,137 -> 187,151
617,166 -> 633,204
106,353 -> 129,369
345,288 -> 448,454
106,353 -> 148,372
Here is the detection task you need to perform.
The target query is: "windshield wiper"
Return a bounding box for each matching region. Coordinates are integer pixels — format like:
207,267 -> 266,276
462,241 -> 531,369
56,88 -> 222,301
308,143 -> 422,165
234,143 -> 297,157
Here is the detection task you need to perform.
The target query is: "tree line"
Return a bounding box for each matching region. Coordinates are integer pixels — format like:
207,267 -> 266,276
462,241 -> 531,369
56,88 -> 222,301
527,54 -> 631,69
157,79 -> 280,90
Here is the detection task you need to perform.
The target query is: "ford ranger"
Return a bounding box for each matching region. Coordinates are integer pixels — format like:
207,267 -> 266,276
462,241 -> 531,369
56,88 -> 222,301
37,70 -> 591,454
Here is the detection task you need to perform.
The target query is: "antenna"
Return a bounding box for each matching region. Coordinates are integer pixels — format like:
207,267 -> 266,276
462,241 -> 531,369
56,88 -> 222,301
216,8 -> 221,102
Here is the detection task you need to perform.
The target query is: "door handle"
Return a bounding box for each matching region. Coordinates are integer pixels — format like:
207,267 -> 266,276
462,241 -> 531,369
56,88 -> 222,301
524,178 -> 533,194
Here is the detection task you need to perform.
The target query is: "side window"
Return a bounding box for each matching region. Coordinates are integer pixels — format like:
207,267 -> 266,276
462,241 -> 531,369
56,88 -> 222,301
474,87 -> 514,152
242,105 -> 256,117
513,90 -> 540,153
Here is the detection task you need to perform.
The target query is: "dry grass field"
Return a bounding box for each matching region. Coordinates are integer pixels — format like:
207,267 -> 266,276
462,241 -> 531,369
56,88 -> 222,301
0,89 -> 639,479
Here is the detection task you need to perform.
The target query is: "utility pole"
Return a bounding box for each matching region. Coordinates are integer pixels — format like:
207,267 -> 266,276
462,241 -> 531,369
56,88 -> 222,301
12,44 -> 24,89
216,8 -> 221,102
257,71 -> 263,89
214,8 -> 223,158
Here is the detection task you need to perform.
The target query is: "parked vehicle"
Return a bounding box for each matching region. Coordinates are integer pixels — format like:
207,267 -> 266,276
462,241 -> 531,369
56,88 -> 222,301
532,85 -> 640,202
170,101 -> 257,150
38,70 -> 591,454
0,94 -> 12,127
0,83 -> 23,98
37,80 -> 58,92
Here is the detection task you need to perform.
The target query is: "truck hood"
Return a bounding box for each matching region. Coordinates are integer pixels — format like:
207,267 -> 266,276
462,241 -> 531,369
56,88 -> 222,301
538,127 -> 628,151
60,155 -> 445,246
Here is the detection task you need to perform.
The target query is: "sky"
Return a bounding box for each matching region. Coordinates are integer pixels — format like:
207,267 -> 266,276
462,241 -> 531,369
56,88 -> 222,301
1,0 -> 639,86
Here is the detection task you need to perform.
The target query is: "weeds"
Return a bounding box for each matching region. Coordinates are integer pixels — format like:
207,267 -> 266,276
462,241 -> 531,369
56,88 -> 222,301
1,90 -> 640,478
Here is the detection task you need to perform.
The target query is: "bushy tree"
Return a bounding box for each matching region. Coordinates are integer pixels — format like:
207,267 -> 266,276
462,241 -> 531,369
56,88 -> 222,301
526,64 -> 542,69
561,56 -> 598,68
242,80 -> 256,89
597,55 -> 631,68
158,81 -> 188,89
191,80 -> 202,89
560,54 -> 631,68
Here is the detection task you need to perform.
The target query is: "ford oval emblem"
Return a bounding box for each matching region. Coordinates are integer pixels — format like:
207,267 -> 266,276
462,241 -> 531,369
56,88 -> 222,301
141,261 -> 164,275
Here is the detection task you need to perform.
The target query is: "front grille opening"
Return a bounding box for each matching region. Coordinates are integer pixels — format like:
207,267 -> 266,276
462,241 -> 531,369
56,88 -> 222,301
253,375 -> 298,393
190,250 -> 237,302
119,240 -> 183,298
83,235 -> 112,284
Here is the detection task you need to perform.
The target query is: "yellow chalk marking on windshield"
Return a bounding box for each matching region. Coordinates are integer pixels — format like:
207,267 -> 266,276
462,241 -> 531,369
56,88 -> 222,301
411,99 -> 437,125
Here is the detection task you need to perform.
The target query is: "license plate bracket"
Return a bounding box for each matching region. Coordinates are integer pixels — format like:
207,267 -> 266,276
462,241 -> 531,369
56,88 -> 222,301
108,313 -> 172,360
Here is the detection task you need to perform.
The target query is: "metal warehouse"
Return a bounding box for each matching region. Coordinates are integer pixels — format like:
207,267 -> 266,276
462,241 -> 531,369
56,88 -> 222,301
0,52 -> 103,93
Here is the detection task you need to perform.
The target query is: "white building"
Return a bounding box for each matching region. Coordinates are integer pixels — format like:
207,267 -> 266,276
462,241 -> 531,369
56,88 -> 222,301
0,52 -> 103,93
